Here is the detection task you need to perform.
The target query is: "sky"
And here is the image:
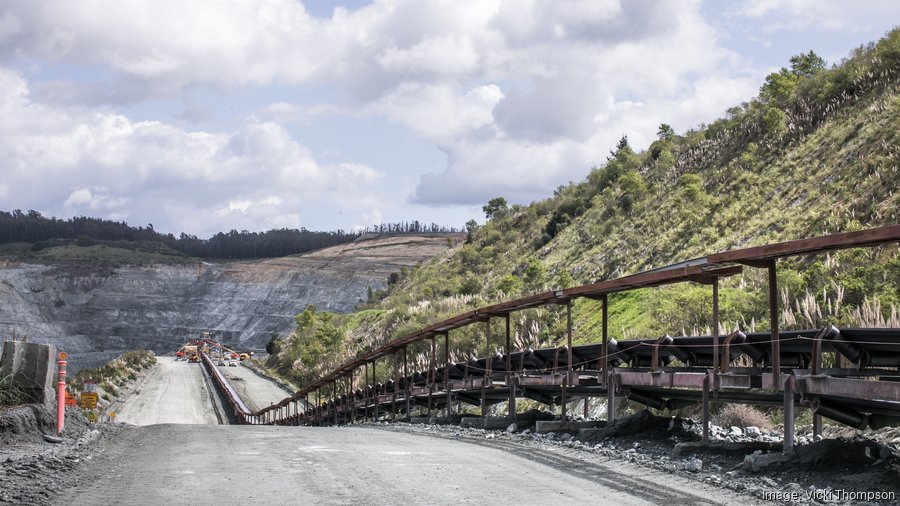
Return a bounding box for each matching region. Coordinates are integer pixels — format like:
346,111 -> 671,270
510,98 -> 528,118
0,1 -> 897,238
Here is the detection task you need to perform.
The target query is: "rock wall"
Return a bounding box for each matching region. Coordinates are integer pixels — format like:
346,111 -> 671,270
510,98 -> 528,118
0,235 -> 455,372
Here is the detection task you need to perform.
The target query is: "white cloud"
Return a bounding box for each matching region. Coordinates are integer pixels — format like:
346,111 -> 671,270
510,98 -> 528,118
63,187 -> 127,210
2,0 -> 752,210
262,102 -> 346,125
370,83 -> 503,147
2,0 -> 894,228
0,67 -> 383,236
0,12 -> 22,42
732,0 -> 900,33
353,208 -> 384,231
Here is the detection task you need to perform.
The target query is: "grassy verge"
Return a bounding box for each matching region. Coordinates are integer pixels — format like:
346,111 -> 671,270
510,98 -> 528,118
69,350 -> 157,400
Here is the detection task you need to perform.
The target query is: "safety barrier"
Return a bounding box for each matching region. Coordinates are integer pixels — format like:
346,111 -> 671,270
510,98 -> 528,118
200,352 -> 254,424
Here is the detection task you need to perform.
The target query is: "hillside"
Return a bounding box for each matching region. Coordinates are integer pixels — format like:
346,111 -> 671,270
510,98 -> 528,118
267,29 -> 900,385
0,234 -> 457,372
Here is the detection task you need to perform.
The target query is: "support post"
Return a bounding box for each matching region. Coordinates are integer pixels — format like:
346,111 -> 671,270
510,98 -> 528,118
56,352 -> 67,435
769,261 -> 781,387
506,314 -> 515,418
561,381 -> 567,422
601,294 -> 608,387
372,357 -> 379,421
445,332 -> 452,418
712,277 -> 720,374
404,346 -> 410,419
349,368 -> 355,424
364,362 -> 370,422
567,300 -> 573,383
428,336 -> 435,417
392,354 -> 398,422
482,319 -> 490,417
784,374 -> 795,453
606,371 -> 616,424
702,373 -> 710,443
333,381 -> 338,425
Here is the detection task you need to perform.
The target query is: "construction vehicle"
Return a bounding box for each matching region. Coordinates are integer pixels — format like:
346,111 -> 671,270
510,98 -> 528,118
181,344 -> 200,363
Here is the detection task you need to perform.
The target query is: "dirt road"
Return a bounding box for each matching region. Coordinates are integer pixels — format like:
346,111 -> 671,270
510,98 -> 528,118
115,357 -> 219,426
219,362 -> 292,411
52,425 -> 755,506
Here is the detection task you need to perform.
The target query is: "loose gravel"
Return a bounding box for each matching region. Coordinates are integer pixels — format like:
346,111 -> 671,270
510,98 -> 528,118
0,404 -> 120,505
3,402 -> 899,505
368,410 -> 900,505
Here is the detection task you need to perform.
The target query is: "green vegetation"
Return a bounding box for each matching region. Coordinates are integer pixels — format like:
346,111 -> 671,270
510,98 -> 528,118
268,30 -> 900,389
2,239 -> 198,267
0,373 -> 27,406
70,349 -> 157,398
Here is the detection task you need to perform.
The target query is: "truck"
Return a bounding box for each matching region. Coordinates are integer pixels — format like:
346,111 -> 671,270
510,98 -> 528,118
182,345 -> 200,363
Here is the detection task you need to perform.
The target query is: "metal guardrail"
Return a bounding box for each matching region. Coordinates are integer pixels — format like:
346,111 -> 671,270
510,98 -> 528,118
200,352 -> 254,424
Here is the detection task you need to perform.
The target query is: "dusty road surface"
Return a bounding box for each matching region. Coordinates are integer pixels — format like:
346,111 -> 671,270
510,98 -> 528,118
52,425 -> 755,506
219,362 -> 292,411
115,357 -> 220,426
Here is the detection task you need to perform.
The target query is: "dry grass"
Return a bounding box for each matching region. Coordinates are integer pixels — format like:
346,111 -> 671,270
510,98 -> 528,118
782,282 -> 900,329
0,373 -> 26,406
715,403 -> 772,430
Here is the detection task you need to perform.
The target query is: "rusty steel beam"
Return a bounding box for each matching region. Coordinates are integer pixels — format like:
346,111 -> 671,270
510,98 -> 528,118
517,374 -> 566,386
707,224 -> 900,264
795,375 -> 900,402
566,264 -> 742,299
449,378 -> 488,390
615,370 -> 706,389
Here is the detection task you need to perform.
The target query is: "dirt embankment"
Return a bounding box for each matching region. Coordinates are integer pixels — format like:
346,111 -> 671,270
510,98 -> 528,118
0,404 -> 119,505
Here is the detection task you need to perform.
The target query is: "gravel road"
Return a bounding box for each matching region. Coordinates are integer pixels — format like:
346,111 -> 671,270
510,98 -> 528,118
115,357 -> 219,426
51,425 -> 755,506
218,362 -> 292,411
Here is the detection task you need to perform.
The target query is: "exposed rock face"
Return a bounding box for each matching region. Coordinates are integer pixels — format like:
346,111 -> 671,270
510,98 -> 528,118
0,235 -> 456,372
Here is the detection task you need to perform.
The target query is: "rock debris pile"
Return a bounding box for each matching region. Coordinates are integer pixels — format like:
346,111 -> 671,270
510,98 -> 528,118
0,404 -> 119,504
